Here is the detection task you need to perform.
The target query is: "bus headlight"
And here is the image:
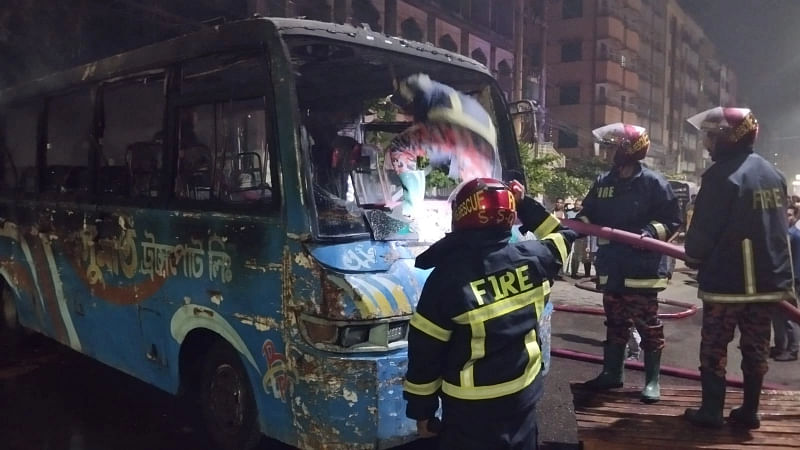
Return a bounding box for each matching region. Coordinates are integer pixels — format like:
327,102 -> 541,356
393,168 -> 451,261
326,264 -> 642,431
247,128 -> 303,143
299,314 -> 409,352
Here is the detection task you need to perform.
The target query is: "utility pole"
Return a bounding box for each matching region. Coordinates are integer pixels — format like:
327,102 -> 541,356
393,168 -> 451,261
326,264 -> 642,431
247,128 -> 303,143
540,0 -> 548,111
513,0 -> 525,101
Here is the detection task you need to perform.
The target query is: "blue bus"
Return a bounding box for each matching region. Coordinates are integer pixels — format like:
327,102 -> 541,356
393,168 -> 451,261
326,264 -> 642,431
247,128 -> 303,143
0,18 -> 528,449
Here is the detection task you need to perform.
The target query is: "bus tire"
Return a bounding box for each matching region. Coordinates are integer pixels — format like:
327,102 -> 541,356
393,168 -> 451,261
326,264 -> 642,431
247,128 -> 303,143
199,340 -> 262,450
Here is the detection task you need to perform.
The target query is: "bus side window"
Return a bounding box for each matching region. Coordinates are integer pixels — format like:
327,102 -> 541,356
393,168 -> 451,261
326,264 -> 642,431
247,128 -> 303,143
45,89 -> 93,200
175,99 -> 273,207
1,102 -> 39,194
102,75 -> 166,199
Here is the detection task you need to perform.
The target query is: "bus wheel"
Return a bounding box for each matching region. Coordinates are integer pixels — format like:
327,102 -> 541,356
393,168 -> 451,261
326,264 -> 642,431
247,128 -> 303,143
199,341 -> 261,450
0,283 -> 19,333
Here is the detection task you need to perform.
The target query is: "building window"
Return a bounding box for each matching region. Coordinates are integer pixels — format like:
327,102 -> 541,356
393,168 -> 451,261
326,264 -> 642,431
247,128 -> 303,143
352,0 -> 382,31
471,0 -> 491,27
561,41 -> 582,62
497,60 -> 513,96
597,86 -> 607,102
493,4 -> 514,37
471,48 -> 488,66
439,0 -> 461,14
598,43 -> 609,60
559,84 -> 580,105
439,34 -> 458,52
558,130 -> 579,148
295,0 -> 331,21
400,18 -> 424,42
562,0 -> 583,19
530,45 -> 542,67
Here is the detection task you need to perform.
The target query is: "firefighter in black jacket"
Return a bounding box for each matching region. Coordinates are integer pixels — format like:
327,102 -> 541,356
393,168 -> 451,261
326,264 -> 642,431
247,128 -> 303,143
403,178 -> 576,450
579,123 -> 681,403
683,107 -> 795,429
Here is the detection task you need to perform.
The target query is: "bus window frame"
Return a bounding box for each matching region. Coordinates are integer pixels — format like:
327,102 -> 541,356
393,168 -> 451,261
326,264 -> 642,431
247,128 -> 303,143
165,51 -> 281,217
40,85 -> 99,205
0,99 -> 46,199
95,69 -> 170,209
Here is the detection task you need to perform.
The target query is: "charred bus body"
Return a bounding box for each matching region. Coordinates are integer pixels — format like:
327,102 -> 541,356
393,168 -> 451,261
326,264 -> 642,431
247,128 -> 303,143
0,18 -> 527,449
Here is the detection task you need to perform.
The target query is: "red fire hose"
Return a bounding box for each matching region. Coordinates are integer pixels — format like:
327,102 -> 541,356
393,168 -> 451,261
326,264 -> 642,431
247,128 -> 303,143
561,218 -> 800,324
549,219 -> 796,390
551,348 -> 788,390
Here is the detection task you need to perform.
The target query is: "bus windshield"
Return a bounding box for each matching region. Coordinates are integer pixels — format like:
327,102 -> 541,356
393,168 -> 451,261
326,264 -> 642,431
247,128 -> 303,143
287,36 -> 512,241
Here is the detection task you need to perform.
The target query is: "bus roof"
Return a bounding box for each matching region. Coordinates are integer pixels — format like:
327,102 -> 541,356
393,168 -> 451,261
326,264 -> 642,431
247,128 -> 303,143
0,17 -> 490,106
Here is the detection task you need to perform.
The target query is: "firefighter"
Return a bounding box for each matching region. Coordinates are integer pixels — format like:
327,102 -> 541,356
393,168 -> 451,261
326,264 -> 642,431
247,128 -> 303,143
404,178 -> 576,450
578,123 -> 681,403
682,107 -> 794,429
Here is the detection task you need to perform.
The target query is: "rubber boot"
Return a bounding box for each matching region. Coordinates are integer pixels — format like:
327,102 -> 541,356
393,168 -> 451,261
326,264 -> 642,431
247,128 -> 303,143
684,371 -> 726,428
729,374 -> 763,429
641,349 -> 661,403
584,262 -> 592,278
583,343 -> 625,390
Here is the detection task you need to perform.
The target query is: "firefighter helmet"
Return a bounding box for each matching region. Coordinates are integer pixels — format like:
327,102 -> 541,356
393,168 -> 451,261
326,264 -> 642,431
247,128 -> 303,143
449,178 -> 516,232
592,123 -> 650,166
686,107 -> 758,158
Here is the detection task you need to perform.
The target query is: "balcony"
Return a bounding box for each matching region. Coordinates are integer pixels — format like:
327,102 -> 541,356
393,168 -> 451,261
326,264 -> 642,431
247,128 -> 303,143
595,103 -> 623,123
625,26 -> 640,50
597,52 -> 639,92
597,94 -> 622,107
596,60 -> 625,86
597,15 -> 626,43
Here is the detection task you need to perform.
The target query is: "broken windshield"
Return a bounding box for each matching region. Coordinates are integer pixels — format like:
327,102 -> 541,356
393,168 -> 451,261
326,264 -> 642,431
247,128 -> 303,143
287,36 -> 513,241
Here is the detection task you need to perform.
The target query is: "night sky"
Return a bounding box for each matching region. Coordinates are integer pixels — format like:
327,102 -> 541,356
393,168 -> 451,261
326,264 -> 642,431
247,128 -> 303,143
680,0 -> 800,176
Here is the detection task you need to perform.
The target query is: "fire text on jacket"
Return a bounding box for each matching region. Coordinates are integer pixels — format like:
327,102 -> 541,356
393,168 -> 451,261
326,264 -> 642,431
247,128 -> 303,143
469,265 -> 535,304
752,188 -> 784,210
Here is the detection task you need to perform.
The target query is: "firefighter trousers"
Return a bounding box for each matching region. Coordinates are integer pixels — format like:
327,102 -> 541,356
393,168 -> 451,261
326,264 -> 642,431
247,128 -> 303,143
438,402 -> 538,450
700,302 -> 772,378
602,292 -> 665,351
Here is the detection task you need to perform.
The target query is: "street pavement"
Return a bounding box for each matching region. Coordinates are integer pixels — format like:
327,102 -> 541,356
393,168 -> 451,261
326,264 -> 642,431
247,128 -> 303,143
0,263 -> 798,449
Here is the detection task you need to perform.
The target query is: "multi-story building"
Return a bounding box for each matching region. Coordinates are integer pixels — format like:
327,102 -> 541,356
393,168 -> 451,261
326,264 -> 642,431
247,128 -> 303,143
537,0 -> 737,180
249,0 -> 524,97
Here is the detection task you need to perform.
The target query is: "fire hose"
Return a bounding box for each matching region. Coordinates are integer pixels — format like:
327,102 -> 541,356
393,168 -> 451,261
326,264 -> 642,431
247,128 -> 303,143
560,218 -> 800,323
548,219 -> 796,390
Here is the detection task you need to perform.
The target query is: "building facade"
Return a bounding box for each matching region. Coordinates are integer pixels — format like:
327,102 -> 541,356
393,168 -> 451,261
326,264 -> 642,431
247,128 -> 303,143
249,0 -> 529,98
538,0 -> 737,180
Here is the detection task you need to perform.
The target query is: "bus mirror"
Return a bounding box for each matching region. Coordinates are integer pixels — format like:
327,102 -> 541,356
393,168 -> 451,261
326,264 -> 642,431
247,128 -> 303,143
509,100 -> 538,144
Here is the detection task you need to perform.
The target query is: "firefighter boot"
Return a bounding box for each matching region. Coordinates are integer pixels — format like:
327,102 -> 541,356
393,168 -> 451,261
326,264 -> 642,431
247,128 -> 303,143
583,262 -> 592,278
684,371 -> 726,428
641,349 -> 661,403
583,343 -> 625,390
729,374 -> 763,429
